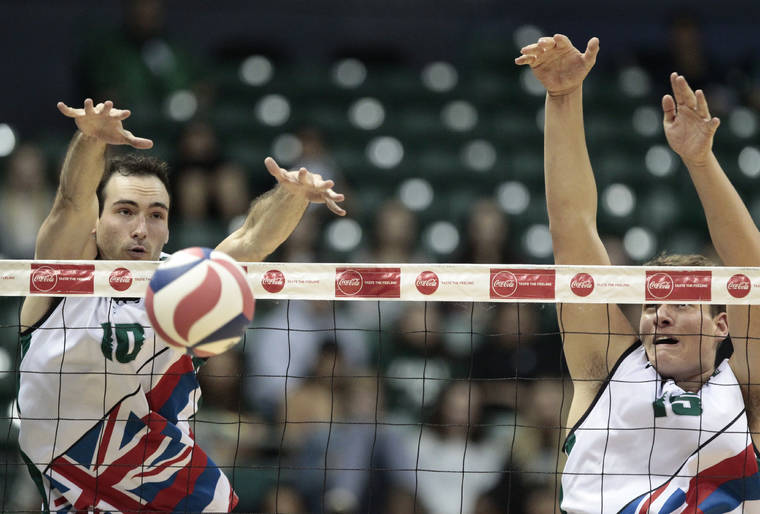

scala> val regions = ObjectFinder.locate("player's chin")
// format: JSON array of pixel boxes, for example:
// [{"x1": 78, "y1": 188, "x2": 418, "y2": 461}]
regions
[{"x1": 650, "y1": 348, "x2": 682, "y2": 369}]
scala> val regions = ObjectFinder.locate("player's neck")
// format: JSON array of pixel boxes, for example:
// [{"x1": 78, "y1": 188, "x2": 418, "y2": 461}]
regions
[{"x1": 672, "y1": 366, "x2": 715, "y2": 392}]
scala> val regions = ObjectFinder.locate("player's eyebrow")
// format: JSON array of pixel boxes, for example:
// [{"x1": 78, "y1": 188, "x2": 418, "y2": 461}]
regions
[{"x1": 112, "y1": 199, "x2": 169, "y2": 211}]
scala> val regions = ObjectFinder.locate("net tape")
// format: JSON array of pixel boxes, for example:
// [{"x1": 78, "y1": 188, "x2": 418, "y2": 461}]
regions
[{"x1": 0, "y1": 260, "x2": 756, "y2": 304}]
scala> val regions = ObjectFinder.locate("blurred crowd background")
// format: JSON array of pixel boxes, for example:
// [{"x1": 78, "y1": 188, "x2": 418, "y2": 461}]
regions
[{"x1": 1, "y1": 0, "x2": 759, "y2": 511}]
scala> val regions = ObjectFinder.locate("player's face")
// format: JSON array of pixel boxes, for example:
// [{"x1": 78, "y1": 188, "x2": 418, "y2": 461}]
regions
[
  {"x1": 639, "y1": 303, "x2": 728, "y2": 384},
  {"x1": 95, "y1": 174, "x2": 170, "y2": 261}
]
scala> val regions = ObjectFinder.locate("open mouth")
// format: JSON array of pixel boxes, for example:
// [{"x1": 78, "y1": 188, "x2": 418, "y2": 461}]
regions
[
  {"x1": 127, "y1": 247, "x2": 147, "y2": 258},
  {"x1": 654, "y1": 337, "x2": 679, "y2": 345}
]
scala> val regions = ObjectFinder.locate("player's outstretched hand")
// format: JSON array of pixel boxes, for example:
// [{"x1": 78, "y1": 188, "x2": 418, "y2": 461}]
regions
[
  {"x1": 515, "y1": 34, "x2": 599, "y2": 96},
  {"x1": 662, "y1": 73, "x2": 721, "y2": 166},
  {"x1": 57, "y1": 99, "x2": 153, "y2": 149},
  {"x1": 265, "y1": 157, "x2": 346, "y2": 216}
]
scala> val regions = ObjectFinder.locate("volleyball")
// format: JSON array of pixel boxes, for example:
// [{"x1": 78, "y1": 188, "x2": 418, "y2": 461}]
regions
[{"x1": 146, "y1": 247, "x2": 255, "y2": 358}]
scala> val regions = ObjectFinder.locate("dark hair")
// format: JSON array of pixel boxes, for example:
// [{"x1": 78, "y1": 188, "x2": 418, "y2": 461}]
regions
[
  {"x1": 644, "y1": 253, "x2": 725, "y2": 316},
  {"x1": 96, "y1": 154, "x2": 171, "y2": 215}
]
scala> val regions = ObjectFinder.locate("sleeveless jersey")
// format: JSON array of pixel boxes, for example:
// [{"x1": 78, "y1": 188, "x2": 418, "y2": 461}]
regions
[
  {"x1": 17, "y1": 296, "x2": 239, "y2": 513},
  {"x1": 560, "y1": 343, "x2": 760, "y2": 513}
]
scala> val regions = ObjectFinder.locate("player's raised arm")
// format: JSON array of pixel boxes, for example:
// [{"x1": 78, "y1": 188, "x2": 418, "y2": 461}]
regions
[
  {"x1": 664, "y1": 73, "x2": 760, "y2": 264},
  {"x1": 215, "y1": 156, "x2": 345, "y2": 262},
  {"x1": 664, "y1": 73, "x2": 760, "y2": 439},
  {"x1": 35, "y1": 99, "x2": 153, "y2": 260},
  {"x1": 516, "y1": 34, "x2": 604, "y2": 264},
  {"x1": 517, "y1": 35, "x2": 636, "y2": 392}
]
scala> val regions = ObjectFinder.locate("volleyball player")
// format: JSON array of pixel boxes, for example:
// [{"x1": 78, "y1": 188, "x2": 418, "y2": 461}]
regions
[
  {"x1": 16, "y1": 99, "x2": 345, "y2": 512},
  {"x1": 517, "y1": 35, "x2": 760, "y2": 512}
]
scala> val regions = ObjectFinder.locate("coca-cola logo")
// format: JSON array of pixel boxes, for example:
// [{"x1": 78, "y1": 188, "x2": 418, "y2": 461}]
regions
[
  {"x1": 647, "y1": 272, "x2": 674, "y2": 299},
  {"x1": 491, "y1": 271, "x2": 518, "y2": 298},
  {"x1": 727, "y1": 273, "x2": 751, "y2": 299},
  {"x1": 261, "y1": 269, "x2": 285, "y2": 293},
  {"x1": 109, "y1": 267, "x2": 133, "y2": 292},
  {"x1": 31, "y1": 266, "x2": 57, "y2": 292},
  {"x1": 415, "y1": 271, "x2": 439, "y2": 295},
  {"x1": 336, "y1": 269, "x2": 363, "y2": 296},
  {"x1": 570, "y1": 273, "x2": 594, "y2": 297},
  {"x1": 29, "y1": 263, "x2": 95, "y2": 294}
]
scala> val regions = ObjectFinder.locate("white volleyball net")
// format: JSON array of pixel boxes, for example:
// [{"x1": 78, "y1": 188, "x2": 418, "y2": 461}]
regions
[{"x1": 1, "y1": 260, "x2": 759, "y2": 512}]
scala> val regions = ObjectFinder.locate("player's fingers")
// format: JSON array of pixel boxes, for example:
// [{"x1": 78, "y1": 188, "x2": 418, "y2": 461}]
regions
[
  {"x1": 57, "y1": 102, "x2": 78, "y2": 117},
  {"x1": 662, "y1": 95, "x2": 676, "y2": 123},
  {"x1": 537, "y1": 36, "x2": 556, "y2": 49},
  {"x1": 325, "y1": 198, "x2": 347, "y2": 216},
  {"x1": 676, "y1": 75, "x2": 697, "y2": 108},
  {"x1": 553, "y1": 34, "x2": 573, "y2": 49},
  {"x1": 264, "y1": 157, "x2": 284, "y2": 178},
  {"x1": 83, "y1": 98, "x2": 95, "y2": 115},
  {"x1": 669, "y1": 72, "x2": 682, "y2": 106},
  {"x1": 114, "y1": 109, "x2": 132, "y2": 121},
  {"x1": 123, "y1": 130, "x2": 154, "y2": 149},
  {"x1": 584, "y1": 37, "x2": 600, "y2": 65},
  {"x1": 297, "y1": 168, "x2": 310, "y2": 184},
  {"x1": 696, "y1": 90, "x2": 711, "y2": 119},
  {"x1": 709, "y1": 117, "x2": 721, "y2": 132},
  {"x1": 515, "y1": 54, "x2": 536, "y2": 65},
  {"x1": 102, "y1": 100, "x2": 113, "y2": 116},
  {"x1": 131, "y1": 137, "x2": 154, "y2": 149},
  {"x1": 326, "y1": 189, "x2": 345, "y2": 202},
  {"x1": 519, "y1": 43, "x2": 543, "y2": 57},
  {"x1": 678, "y1": 75, "x2": 697, "y2": 102},
  {"x1": 317, "y1": 179, "x2": 335, "y2": 191}
]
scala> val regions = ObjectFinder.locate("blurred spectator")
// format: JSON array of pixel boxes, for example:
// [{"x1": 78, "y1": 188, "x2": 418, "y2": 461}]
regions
[
  {"x1": 396, "y1": 381, "x2": 515, "y2": 514},
  {"x1": 353, "y1": 199, "x2": 426, "y2": 263},
  {"x1": 294, "y1": 127, "x2": 360, "y2": 220},
  {"x1": 457, "y1": 198, "x2": 521, "y2": 264},
  {"x1": 173, "y1": 120, "x2": 249, "y2": 224},
  {"x1": 277, "y1": 340, "x2": 346, "y2": 452},
  {"x1": 380, "y1": 302, "x2": 461, "y2": 418},
  {"x1": 170, "y1": 120, "x2": 251, "y2": 248},
  {"x1": 383, "y1": 488, "x2": 429, "y2": 514},
  {"x1": 512, "y1": 378, "x2": 569, "y2": 489},
  {"x1": 0, "y1": 143, "x2": 54, "y2": 258},
  {"x1": 522, "y1": 486, "x2": 560, "y2": 514},
  {"x1": 244, "y1": 301, "x2": 369, "y2": 419},
  {"x1": 472, "y1": 303, "x2": 552, "y2": 412},
  {"x1": 256, "y1": 483, "x2": 309, "y2": 514},
  {"x1": 472, "y1": 469, "x2": 527, "y2": 514},
  {"x1": 739, "y1": 55, "x2": 760, "y2": 112},
  {"x1": 637, "y1": 11, "x2": 734, "y2": 115},
  {"x1": 348, "y1": 202, "x2": 429, "y2": 335},
  {"x1": 77, "y1": 0, "x2": 202, "y2": 110},
  {"x1": 293, "y1": 371, "x2": 412, "y2": 513},
  {"x1": 296, "y1": 128, "x2": 342, "y2": 187}
]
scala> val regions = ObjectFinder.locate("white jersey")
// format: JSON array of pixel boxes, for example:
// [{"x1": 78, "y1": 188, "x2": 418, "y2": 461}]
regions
[
  {"x1": 17, "y1": 296, "x2": 237, "y2": 512},
  {"x1": 561, "y1": 343, "x2": 760, "y2": 514}
]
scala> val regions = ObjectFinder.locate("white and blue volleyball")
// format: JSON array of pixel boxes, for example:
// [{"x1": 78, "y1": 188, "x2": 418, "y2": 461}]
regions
[{"x1": 146, "y1": 247, "x2": 255, "y2": 358}]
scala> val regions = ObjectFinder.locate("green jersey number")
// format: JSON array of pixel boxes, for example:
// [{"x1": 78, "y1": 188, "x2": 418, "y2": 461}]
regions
[
  {"x1": 101, "y1": 323, "x2": 145, "y2": 363},
  {"x1": 652, "y1": 392, "x2": 702, "y2": 418}
]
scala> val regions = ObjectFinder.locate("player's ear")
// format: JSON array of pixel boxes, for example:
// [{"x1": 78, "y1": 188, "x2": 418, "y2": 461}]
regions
[{"x1": 714, "y1": 311, "x2": 729, "y2": 337}]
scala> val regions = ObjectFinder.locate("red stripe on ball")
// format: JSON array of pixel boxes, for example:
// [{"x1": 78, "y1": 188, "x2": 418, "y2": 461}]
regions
[
  {"x1": 213, "y1": 258, "x2": 255, "y2": 320},
  {"x1": 146, "y1": 288, "x2": 187, "y2": 348},
  {"x1": 173, "y1": 265, "x2": 222, "y2": 341}
]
